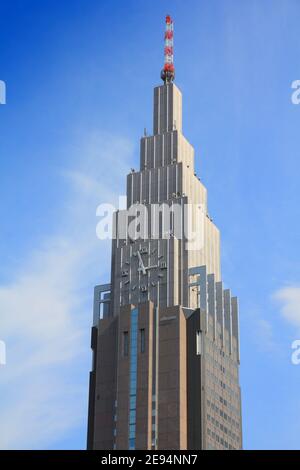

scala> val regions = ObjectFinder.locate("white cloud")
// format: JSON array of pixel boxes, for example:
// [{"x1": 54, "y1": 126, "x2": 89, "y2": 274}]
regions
[
  {"x1": 0, "y1": 132, "x2": 134, "y2": 449},
  {"x1": 273, "y1": 285, "x2": 300, "y2": 329}
]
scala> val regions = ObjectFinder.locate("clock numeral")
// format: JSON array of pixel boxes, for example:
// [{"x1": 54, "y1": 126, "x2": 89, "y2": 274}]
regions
[
  {"x1": 158, "y1": 273, "x2": 164, "y2": 278},
  {"x1": 132, "y1": 285, "x2": 136, "y2": 291},
  {"x1": 151, "y1": 281, "x2": 157, "y2": 287},
  {"x1": 122, "y1": 270, "x2": 129, "y2": 277},
  {"x1": 158, "y1": 254, "x2": 164, "y2": 259},
  {"x1": 160, "y1": 261, "x2": 167, "y2": 269},
  {"x1": 140, "y1": 247, "x2": 148, "y2": 254},
  {"x1": 124, "y1": 280, "x2": 130, "y2": 285},
  {"x1": 140, "y1": 285, "x2": 147, "y2": 292}
]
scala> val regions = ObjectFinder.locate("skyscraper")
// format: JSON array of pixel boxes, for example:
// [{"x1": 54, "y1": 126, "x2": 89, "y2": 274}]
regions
[{"x1": 87, "y1": 16, "x2": 242, "y2": 451}]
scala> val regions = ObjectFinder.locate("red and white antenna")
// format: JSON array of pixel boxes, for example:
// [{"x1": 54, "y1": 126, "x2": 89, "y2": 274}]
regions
[{"x1": 161, "y1": 15, "x2": 175, "y2": 83}]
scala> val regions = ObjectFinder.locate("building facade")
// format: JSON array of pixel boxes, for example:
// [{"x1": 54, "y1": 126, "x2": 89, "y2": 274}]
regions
[{"x1": 87, "y1": 22, "x2": 242, "y2": 450}]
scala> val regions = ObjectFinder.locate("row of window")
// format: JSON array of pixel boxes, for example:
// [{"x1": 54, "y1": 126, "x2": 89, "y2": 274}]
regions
[
  {"x1": 207, "y1": 399, "x2": 240, "y2": 430},
  {"x1": 123, "y1": 328, "x2": 145, "y2": 356},
  {"x1": 205, "y1": 337, "x2": 238, "y2": 377},
  {"x1": 207, "y1": 413, "x2": 239, "y2": 443},
  {"x1": 206, "y1": 368, "x2": 240, "y2": 402},
  {"x1": 205, "y1": 354, "x2": 237, "y2": 384},
  {"x1": 205, "y1": 356, "x2": 239, "y2": 395},
  {"x1": 128, "y1": 308, "x2": 139, "y2": 450},
  {"x1": 152, "y1": 395, "x2": 157, "y2": 449},
  {"x1": 207, "y1": 429, "x2": 237, "y2": 450},
  {"x1": 206, "y1": 383, "x2": 240, "y2": 417}
]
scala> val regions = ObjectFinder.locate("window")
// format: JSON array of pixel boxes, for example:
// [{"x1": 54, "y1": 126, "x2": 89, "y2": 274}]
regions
[
  {"x1": 129, "y1": 396, "x2": 136, "y2": 409},
  {"x1": 130, "y1": 377, "x2": 137, "y2": 389},
  {"x1": 129, "y1": 424, "x2": 136, "y2": 438},
  {"x1": 129, "y1": 410, "x2": 136, "y2": 424},
  {"x1": 196, "y1": 330, "x2": 202, "y2": 355},
  {"x1": 129, "y1": 438, "x2": 135, "y2": 450},
  {"x1": 140, "y1": 328, "x2": 145, "y2": 353},
  {"x1": 128, "y1": 307, "x2": 138, "y2": 450},
  {"x1": 123, "y1": 331, "x2": 129, "y2": 356}
]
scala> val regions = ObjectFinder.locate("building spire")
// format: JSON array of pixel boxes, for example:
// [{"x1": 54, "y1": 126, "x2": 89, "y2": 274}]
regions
[{"x1": 161, "y1": 15, "x2": 175, "y2": 84}]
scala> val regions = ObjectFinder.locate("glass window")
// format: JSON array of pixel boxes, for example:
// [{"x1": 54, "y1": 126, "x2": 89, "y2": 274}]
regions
[
  {"x1": 129, "y1": 438, "x2": 135, "y2": 450},
  {"x1": 129, "y1": 410, "x2": 136, "y2": 424},
  {"x1": 130, "y1": 377, "x2": 137, "y2": 389},
  {"x1": 196, "y1": 330, "x2": 202, "y2": 355},
  {"x1": 128, "y1": 307, "x2": 138, "y2": 448},
  {"x1": 129, "y1": 425, "x2": 136, "y2": 439},
  {"x1": 129, "y1": 396, "x2": 136, "y2": 409}
]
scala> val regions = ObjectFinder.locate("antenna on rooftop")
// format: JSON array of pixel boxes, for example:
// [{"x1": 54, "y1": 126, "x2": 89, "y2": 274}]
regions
[{"x1": 161, "y1": 15, "x2": 175, "y2": 84}]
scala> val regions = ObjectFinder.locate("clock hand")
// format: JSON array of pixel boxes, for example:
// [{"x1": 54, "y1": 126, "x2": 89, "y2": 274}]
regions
[{"x1": 137, "y1": 250, "x2": 146, "y2": 275}]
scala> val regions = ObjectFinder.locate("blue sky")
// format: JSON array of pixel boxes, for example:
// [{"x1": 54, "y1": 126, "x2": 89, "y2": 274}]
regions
[{"x1": 0, "y1": 0, "x2": 300, "y2": 449}]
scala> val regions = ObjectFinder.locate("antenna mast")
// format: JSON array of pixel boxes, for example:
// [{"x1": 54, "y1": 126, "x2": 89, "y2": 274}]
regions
[{"x1": 161, "y1": 15, "x2": 175, "y2": 84}]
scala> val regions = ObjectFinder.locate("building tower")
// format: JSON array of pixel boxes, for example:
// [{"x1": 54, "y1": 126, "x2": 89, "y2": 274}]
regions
[{"x1": 87, "y1": 16, "x2": 242, "y2": 450}]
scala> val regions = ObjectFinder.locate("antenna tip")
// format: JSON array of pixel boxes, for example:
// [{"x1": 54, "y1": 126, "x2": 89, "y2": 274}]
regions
[{"x1": 161, "y1": 15, "x2": 175, "y2": 83}]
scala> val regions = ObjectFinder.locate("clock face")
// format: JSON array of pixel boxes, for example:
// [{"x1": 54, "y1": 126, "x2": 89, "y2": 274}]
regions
[{"x1": 120, "y1": 243, "x2": 167, "y2": 295}]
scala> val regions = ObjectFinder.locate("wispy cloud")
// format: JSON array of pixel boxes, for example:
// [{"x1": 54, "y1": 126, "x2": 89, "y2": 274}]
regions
[
  {"x1": 0, "y1": 131, "x2": 133, "y2": 449},
  {"x1": 273, "y1": 285, "x2": 300, "y2": 329}
]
